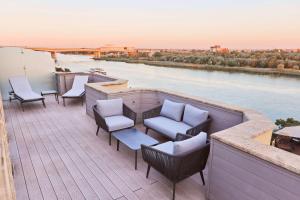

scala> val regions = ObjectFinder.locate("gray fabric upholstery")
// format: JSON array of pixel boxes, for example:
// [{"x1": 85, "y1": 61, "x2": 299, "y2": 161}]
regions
[
  {"x1": 174, "y1": 132, "x2": 207, "y2": 154},
  {"x1": 183, "y1": 104, "x2": 209, "y2": 127},
  {"x1": 144, "y1": 116, "x2": 192, "y2": 139},
  {"x1": 153, "y1": 141, "x2": 174, "y2": 154},
  {"x1": 160, "y1": 99, "x2": 185, "y2": 121},
  {"x1": 104, "y1": 115, "x2": 134, "y2": 132},
  {"x1": 97, "y1": 98, "x2": 123, "y2": 118}
]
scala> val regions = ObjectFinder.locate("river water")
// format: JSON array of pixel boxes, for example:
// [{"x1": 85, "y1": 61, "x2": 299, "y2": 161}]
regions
[
  {"x1": 0, "y1": 47, "x2": 299, "y2": 121},
  {"x1": 56, "y1": 54, "x2": 300, "y2": 121}
]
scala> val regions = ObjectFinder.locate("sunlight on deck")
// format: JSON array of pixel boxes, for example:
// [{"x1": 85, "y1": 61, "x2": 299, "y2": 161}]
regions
[{"x1": 4, "y1": 97, "x2": 206, "y2": 200}]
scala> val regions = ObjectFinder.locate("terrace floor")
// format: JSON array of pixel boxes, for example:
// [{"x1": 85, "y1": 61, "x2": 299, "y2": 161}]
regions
[{"x1": 3, "y1": 97, "x2": 207, "y2": 200}]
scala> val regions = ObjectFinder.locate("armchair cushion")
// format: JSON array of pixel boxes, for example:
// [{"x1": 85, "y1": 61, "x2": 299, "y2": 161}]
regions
[
  {"x1": 160, "y1": 99, "x2": 185, "y2": 121},
  {"x1": 174, "y1": 132, "x2": 207, "y2": 154},
  {"x1": 144, "y1": 116, "x2": 191, "y2": 139},
  {"x1": 97, "y1": 98, "x2": 123, "y2": 117},
  {"x1": 153, "y1": 141, "x2": 174, "y2": 154},
  {"x1": 105, "y1": 115, "x2": 134, "y2": 132},
  {"x1": 183, "y1": 104, "x2": 209, "y2": 127}
]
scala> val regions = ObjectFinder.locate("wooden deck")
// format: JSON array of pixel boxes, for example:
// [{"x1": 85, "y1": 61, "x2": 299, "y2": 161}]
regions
[{"x1": 3, "y1": 97, "x2": 207, "y2": 200}]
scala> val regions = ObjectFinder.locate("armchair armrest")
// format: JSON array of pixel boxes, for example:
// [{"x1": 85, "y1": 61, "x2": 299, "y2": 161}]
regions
[
  {"x1": 123, "y1": 104, "x2": 137, "y2": 124},
  {"x1": 142, "y1": 105, "x2": 162, "y2": 120},
  {"x1": 93, "y1": 105, "x2": 109, "y2": 132},
  {"x1": 141, "y1": 144, "x2": 180, "y2": 181},
  {"x1": 186, "y1": 116, "x2": 212, "y2": 136},
  {"x1": 175, "y1": 133, "x2": 193, "y2": 141}
]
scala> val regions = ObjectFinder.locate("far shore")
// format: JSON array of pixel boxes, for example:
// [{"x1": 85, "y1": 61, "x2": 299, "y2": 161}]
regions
[{"x1": 94, "y1": 57, "x2": 300, "y2": 78}]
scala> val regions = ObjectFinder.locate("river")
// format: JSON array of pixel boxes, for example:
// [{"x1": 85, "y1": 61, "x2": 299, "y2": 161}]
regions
[{"x1": 56, "y1": 53, "x2": 300, "y2": 121}]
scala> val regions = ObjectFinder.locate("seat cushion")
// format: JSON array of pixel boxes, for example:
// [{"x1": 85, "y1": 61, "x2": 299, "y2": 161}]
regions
[
  {"x1": 97, "y1": 98, "x2": 123, "y2": 118},
  {"x1": 160, "y1": 99, "x2": 185, "y2": 121},
  {"x1": 153, "y1": 141, "x2": 174, "y2": 154},
  {"x1": 144, "y1": 116, "x2": 192, "y2": 139},
  {"x1": 183, "y1": 104, "x2": 209, "y2": 127},
  {"x1": 174, "y1": 132, "x2": 207, "y2": 154},
  {"x1": 105, "y1": 115, "x2": 134, "y2": 132}
]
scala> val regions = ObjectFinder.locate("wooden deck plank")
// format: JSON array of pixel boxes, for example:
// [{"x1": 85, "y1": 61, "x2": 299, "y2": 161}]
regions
[{"x1": 4, "y1": 97, "x2": 207, "y2": 200}]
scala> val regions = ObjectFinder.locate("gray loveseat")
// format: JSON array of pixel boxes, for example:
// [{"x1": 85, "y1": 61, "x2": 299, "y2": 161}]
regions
[{"x1": 143, "y1": 99, "x2": 212, "y2": 139}]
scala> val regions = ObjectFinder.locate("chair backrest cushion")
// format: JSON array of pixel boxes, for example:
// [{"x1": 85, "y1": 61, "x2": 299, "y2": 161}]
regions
[
  {"x1": 173, "y1": 132, "x2": 207, "y2": 154},
  {"x1": 9, "y1": 76, "x2": 33, "y2": 94},
  {"x1": 183, "y1": 104, "x2": 209, "y2": 127},
  {"x1": 96, "y1": 98, "x2": 123, "y2": 117},
  {"x1": 160, "y1": 99, "x2": 185, "y2": 121}
]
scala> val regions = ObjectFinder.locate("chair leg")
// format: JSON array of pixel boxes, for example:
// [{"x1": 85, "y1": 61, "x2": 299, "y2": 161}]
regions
[
  {"x1": 172, "y1": 182, "x2": 176, "y2": 200},
  {"x1": 63, "y1": 98, "x2": 66, "y2": 106},
  {"x1": 200, "y1": 171, "x2": 205, "y2": 185},
  {"x1": 42, "y1": 99, "x2": 46, "y2": 108},
  {"x1": 145, "y1": 127, "x2": 149, "y2": 134},
  {"x1": 146, "y1": 165, "x2": 151, "y2": 178},
  {"x1": 21, "y1": 102, "x2": 24, "y2": 112},
  {"x1": 109, "y1": 132, "x2": 112, "y2": 145},
  {"x1": 96, "y1": 126, "x2": 100, "y2": 136}
]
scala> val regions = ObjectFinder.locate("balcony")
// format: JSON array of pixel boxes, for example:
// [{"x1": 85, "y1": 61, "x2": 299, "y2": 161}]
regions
[{"x1": 0, "y1": 72, "x2": 299, "y2": 200}]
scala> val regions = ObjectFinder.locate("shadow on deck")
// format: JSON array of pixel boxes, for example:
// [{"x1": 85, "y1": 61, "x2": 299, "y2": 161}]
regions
[{"x1": 4, "y1": 97, "x2": 206, "y2": 200}]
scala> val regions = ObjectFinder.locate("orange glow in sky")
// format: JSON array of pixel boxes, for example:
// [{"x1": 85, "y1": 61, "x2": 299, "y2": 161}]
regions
[{"x1": 1, "y1": 0, "x2": 300, "y2": 49}]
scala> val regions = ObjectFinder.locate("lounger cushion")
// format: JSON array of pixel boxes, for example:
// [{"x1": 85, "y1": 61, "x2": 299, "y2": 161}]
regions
[
  {"x1": 144, "y1": 116, "x2": 192, "y2": 139},
  {"x1": 183, "y1": 104, "x2": 209, "y2": 127},
  {"x1": 9, "y1": 76, "x2": 43, "y2": 101},
  {"x1": 105, "y1": 115, "x2": 134, "y2": 132},
  {"x1": 153, "y1": 141, "x2": 174, "y2": 154},
  {"x1": 160, "y1": 99, "x2": 185, "y2": 121},
  {"x1": 62, "y1": 76, "x2": 88, "y2": 97},
  {"x1": 173, "y1": 132, "x2": 207, "y2": 154},
  {"x1": 97, "y1": 98, "x2": 123, "y2": 118}
]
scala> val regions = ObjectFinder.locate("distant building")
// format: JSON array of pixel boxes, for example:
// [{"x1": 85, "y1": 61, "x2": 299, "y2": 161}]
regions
[
  {"x1": 94, "y1": 45, "x2": 138, "y2": 58},
  {"x1": 210, "y1": 45, "x2": 229, "y2": 53}
]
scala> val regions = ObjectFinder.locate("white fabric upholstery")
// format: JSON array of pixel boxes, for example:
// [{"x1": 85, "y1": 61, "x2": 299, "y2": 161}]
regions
[
  {"x1": 63, "y1": 75, "x2": 88, "y2": 97},
  {"x1": 153, "y1": 141, "x2": 174, "y2": 154},
  {"x1": 97, "y1": 98, "x2": 123, "y2": 118},
  {"x1": 183, "y1": 104, "x2": 209, "y2": 127},
  {"x1": 144, "y1": 116, "x2": 192, "y2": 139},
  {"x1": 9, "y1": 76, "x2": 43, "y2": 100},
  {"x1": 105, "y1": 115, "x2": 134, "y2": 132},
  {"x1": 174, "y1": 132, "x2": 207, "y2": 154},
  {"x1": 160, "y1": 99, "x2": 185, "y2": 121}
]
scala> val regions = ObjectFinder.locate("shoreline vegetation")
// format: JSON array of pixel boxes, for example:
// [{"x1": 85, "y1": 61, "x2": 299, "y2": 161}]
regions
[{"x1": 94, "y1": 57, "x2": 300, "y2": 78}]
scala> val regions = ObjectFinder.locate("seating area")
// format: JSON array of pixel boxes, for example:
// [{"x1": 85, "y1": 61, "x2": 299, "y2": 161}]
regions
[
  {"x1": 4, "y1": 96, "x2": 208, "y2": 200},
  {"x1": 93, "y1": 98, "x2": 211, "y2": 199}
]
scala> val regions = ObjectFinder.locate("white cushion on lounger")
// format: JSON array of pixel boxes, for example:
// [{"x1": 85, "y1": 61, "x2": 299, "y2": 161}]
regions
[
  {"x1": 9, "y1": 76, "x2": 43, "y2": 100},
  {"x1": 153, "y1": 141, "x2": 174, "y2": 154},
  {"x1": 97, "y1": 98, "x2": 123, "y2": 118},
  {"x1": 144, "y1": 116, "x2": 192, "y2": 139},
  {"x1": 173, "y1": 132, "x2": 207, "y2": 154},
  {"x1": 105, "y1": 115, "x2": 134, "y2": 132},
  {"x1": 62, "y1": 75, "x2": 88, "y2": 97},
  {"x1": 160, "y1": 99, "x2": 185, "y2": 121},
  {"x1": 183, "y1": 104, "x2": 209, "y2": 127}
]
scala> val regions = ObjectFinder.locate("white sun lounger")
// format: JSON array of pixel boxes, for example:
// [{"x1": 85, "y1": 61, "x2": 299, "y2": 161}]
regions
[
  {"x1": 9, "y1": 76, "x2": 45, "y2": 111},
  {"x1": 62, "y1": 75, "x2": 89, "y2": 106}
]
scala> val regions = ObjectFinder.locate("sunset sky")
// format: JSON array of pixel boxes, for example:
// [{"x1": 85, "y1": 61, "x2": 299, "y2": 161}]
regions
[{"x1": 1, "y1": 0, "x2": 300, "y2": 49}]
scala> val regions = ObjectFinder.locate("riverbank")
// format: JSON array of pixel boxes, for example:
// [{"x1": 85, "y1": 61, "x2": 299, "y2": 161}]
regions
[{"x1": 95, "y1": 57, "x2": 300, "y2": 78}]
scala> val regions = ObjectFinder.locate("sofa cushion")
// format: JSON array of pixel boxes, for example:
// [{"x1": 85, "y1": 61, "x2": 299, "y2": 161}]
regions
[
  {"x1": 153, "y1": 141, "x2": 174, "y2": 154},
  {"x1": 174, "y1": 132, "x2": 207, "y2": 154},
  {"x1": 183, "y1": 104, "x2": 209, "y2": 127},
  {"x1": 105, "y1": 115, "x2": 134, "y2": 132},
  {"x1": 160, "y1": 99, "x2": 185, "y2": 121},
  {"x1": 97, "y1": 98, "x2": 123, "y2": 117},
  {"x1": 144, "y1": 116, "x2": 192, "y2": 139}
]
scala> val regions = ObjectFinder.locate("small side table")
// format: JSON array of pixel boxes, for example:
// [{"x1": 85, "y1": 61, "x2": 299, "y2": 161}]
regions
[{"x1": 41, "y1": 90, "x2": 59, "y2": 104}]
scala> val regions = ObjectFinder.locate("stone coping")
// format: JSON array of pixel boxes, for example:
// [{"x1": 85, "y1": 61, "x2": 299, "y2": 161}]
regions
[{"x1": 86, "y1": 78, "x2": 300, "y2": 175}]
